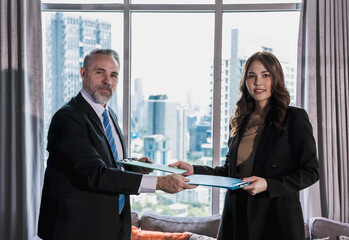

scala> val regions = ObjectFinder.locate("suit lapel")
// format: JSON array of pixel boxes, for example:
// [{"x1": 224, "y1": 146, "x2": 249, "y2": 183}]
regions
[
  {"x1": 251, "y1": 122, "x2": 277, "y2": 176},
  {"x1": 76, "y1": 93, "x2": 107, "y2": 138},
  {"x1": 108, "y1": 108, "x2": 127, "y2": 158},
  {"x1": 228, "y1": 114, "x2": 277, "y2": 177},
  {"x1": 75, "y1": 93, "x2": 123, "y2": 164}
]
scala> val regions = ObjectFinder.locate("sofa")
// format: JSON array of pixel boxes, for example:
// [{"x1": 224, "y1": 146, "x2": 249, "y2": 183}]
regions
[
  {"x1": 308, "y1": 217, "x2": 349, "y2": 240},
  {"x1": 132, "y1": 212, "x2": 349, "y2": 240},
  {"x1": 131, "y1": 212, "x2": 220, "y2": 239}
]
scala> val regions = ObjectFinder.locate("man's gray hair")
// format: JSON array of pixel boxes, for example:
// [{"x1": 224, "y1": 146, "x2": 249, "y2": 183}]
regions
[{"x1": 83, "y1": 49, "x2": 120, "y2": 70}]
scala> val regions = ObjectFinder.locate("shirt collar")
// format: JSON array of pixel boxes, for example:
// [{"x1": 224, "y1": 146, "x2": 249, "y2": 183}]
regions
[{"x1": 80, "y1": 88, "x2": 108, "y2": 118}]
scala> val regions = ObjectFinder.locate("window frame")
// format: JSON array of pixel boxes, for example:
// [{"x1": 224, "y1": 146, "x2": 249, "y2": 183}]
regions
[{"x1": 41, "y1": 0, "x2": 300, "y2": 215}]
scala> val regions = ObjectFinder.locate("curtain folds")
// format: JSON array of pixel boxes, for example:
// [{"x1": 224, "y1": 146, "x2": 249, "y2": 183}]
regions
[
  {"x1": 0, "y1": 0, "x2": 44, "y2": 239},
  {"x1": 297, "y1": 0, "x2": 349, "y2": 223}
]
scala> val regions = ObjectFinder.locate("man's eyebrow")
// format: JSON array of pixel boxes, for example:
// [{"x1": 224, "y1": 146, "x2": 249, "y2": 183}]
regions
[{"x1": 94, "y1": 67, "x2": 106, "y2": 71}]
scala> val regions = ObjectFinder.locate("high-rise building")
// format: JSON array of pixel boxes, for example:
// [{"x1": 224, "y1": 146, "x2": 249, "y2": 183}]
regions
[
  {"x1": 44, "y1": 13, "x2": 113, "y2": 157},
  {"x1": 146, "y1": 94, "x2": 179, "y2": 161},
  {"x1": 143, "y1": 134, "x2": 169, "y2": 174},
  {"x1": 131, "y1": 78, "x2": 146, "y2": 138},
  {"x1": 176, "y1": 104, "x2": 189, "y2": 161}
]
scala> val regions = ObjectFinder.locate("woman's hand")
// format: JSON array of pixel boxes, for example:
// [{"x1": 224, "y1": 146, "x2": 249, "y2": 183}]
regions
[
  {"x1": 169, "y1": 161, "x2": 194, "y2": 176},
  {"x1": 241, "y1": 176, "x2": 267, "y2": 195}
]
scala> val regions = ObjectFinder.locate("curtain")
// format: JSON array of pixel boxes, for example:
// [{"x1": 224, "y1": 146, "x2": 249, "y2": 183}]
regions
[
  {"x1": 297, "y1": 0, "x2": 349, "y2": 223},
  {"x1": 0, "y1": 0, "x2": 44, "y2": 239}
]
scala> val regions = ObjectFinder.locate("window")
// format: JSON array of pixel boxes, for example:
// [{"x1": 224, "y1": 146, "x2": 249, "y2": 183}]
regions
[
  {"x1": 130, "y1": 12, "x2": 214, "y2": 216},
  {"x1": 42, "y1": 1, "x2": 301, "y2": 216},
  {"x1": 42, "y1": 12, "x2": 123, "y2": 159}
]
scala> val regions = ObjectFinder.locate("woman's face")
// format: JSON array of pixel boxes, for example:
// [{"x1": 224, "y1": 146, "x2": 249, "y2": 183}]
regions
[{"x1": 245, "y1": 60, "x2": 272, "y2": 107}]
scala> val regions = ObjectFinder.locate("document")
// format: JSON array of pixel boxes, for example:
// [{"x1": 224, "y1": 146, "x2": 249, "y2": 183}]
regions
[
  {"x1": 186, "y1": 174, "x2": 251, "y2": 190},
  {"x1": 117, "y1": 158, "x2": 188, "y2": 175}
]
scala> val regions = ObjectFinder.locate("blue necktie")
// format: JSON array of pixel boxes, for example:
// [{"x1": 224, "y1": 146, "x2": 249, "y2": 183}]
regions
[{"x1": 102, "y1": 109, "x2": 125, "y2": 214}]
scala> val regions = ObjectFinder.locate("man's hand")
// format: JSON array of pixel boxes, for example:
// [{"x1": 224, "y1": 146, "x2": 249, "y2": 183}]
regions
[
  {"x1": 156, "y1": 174, "x2": 197, "y2": 193},
  {"x1": 132, "y1": 157, "x2": 154, "y2": 174},
  {"x1": 169, "y1": 161, "x2": 194, "y2": 176},
  {"x1": 241, "y1": 176, "x2": 267, "y2": 195}
]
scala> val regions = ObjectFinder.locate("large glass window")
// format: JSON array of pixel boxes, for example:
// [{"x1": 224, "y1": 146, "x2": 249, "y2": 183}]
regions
[
  {"x1": 131, "y1": 0, "x2": 213, "y2": 3},
  {"x1": 42, "y1": 0, "x2": 123, "y2": 3},
  {"x1": 42, "y1": 12, "x2": 123, "y2": 159},
  {"x1": 219, "y1": 11, "x2": 300, "y2": 211},
  {"x1": 42, "y1": 2, "x2": 300, "y2": 216},
  {"x1": 223, "y1": 0, "x2": 300, "y2": 3},
  {"x1": 130, "y1": 13, "x2": 215, "y2": 217}
]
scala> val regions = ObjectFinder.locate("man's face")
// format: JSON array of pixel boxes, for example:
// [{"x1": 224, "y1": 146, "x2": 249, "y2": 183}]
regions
[{"x1": 81, "y1": 54, "x2": 119, "y2": 106}]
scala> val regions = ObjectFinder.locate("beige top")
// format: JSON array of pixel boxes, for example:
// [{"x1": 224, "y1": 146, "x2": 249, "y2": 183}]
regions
[{"x1": 237, "y1": 114, "x2": 265, "y2": 178}]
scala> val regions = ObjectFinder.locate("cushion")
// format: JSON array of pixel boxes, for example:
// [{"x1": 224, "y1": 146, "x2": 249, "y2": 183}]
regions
[
  {"x1": 139, "y1": 213, "x2": 221, "y2": 238},
  {"x1": 131, "y1": 211, "x2": 140, "y2": 228},
  {"x1": 337, "y1": 236, "x2": 349, "y2": 240},
  {"x1": 131, "y1": 226, "x2": 191, "y2": 240},
  {"x1": 187, "y1": 233, "x2": 216, "y2": 240},
  {"x1": 310, "y1": 217, "x2": 349, "y2": 240}
]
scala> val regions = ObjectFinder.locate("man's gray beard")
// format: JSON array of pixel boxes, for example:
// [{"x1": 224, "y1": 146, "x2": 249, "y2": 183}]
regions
[{"x1": 91, "y1": 90, "x2": 112, "y2": 105}]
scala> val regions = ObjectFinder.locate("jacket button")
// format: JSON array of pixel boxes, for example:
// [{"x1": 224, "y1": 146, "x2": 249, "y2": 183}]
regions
[{"x1": 272, "y1": 164, "x2": 277, "y2": 168}]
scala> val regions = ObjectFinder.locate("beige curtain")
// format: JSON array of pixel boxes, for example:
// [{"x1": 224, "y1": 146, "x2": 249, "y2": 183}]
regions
[
  {"x1": 297, "y1": 0, "x2": 349, "y2": 223},
  {"x1": 0, "y1": 0, "x2": 44, "y2": 239}
]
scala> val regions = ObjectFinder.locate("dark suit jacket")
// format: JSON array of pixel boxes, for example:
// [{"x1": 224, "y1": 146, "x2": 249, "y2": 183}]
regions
[
  {"x1": 194, "y1": 106, "x2": 319, "y2": 240},
  {"x1": 38, "y1": 93, "x2": 143, "y2": 240}
]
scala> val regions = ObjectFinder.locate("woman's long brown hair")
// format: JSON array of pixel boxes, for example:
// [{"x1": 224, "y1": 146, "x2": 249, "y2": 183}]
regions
[{"x1": 230, "y1": 51, "x2": 290, "y2": 137}]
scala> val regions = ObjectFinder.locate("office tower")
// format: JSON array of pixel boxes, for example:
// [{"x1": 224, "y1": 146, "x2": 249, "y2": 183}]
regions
[
  {"x1": 176, "y1": 104, "x2": 188, "y2": 161},
  {"x1": 131, "y1": 78, "x2": 146, "y2": 137},
  {"x1": 143, "y1": 134, "x2": 169, "y2": 175},
  {"x1": 281, "y1": 62, "x2": 297, "y2": 106},
  {"x1": 146, "y1": 94, "x2": 178, "y2": 161},
  {"x1": 44, "y1": 13, "x2": 113, "y2": 143}
]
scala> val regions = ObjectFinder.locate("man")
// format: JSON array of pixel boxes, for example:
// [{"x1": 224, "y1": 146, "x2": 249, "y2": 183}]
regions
[{"x1": 38, "y1": 49, "x2": 195, "y2": 240}]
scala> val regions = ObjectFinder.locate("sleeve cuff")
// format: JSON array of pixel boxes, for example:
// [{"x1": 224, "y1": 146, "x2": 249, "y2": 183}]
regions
[{"x1": 138, "y1": 175, "x2": 157, "y2": 193}]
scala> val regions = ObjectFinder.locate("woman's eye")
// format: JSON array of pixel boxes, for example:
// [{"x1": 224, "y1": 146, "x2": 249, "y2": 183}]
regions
[
  {"x1": 263, "y1": 74, "x2": 270, "y2": 78},
  {"x1": 247, "y1": 75, "x2": 255, "y2": 79}
]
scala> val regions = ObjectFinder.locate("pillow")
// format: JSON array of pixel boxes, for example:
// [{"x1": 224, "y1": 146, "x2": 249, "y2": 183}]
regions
[
  {"x1": 131, "y1": 226, "x2": 191, "y2": 240},
  {"x1": 139, "y1": 213, "x2": 221, "y2": 238},
  {"x1": 131, "y1": 211, "x2": 140, "y2": 228},
  {"x1": 338, "y1": 236, "x2": 349, "y2": 240},
  {"x1": 187, "y1": 232, "x2": 216, "y2": 240}
]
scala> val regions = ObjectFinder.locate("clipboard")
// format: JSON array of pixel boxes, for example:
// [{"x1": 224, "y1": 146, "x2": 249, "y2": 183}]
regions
[
  {"x1": 186, "y1": 174, "x2": 251, "y2": 190},
  {"x1": 117, "y1": 158, "x2": 188, "y2": 175}
]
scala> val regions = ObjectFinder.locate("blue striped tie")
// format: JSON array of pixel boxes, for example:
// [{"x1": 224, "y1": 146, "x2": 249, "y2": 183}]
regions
[{"x1": 102, "y1": 109, "x2": 125, "y2": 214}]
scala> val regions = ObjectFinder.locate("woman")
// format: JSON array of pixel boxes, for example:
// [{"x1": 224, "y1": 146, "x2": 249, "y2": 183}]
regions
[{"x1": 172, "y1": 51, "x2": 319, "y2": 240}]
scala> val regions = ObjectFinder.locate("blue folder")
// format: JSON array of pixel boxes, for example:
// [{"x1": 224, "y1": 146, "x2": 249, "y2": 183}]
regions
[{"x1": 186, "y1": 174, "x2": 251, "y2": 190}]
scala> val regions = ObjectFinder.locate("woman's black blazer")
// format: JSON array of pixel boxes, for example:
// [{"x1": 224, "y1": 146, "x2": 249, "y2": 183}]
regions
[{"x1": 194, "y1": 106, "x2": 319, "y2": 240}]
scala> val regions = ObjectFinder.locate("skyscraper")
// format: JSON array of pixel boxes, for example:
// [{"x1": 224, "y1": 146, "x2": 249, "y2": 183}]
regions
[
  {"x1": 44, "y1": 13, "x2": 112, "y2": 157},
  {"x1": 146, "y1": 94, "x2": 178, "y2": 161},
  {"x1": 143, "y1": 134, "x2": 169, "y2": 174}
]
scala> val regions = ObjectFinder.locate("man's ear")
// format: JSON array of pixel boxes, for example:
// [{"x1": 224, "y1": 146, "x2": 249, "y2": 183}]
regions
[{"x1": 80, "y1": 67, "x2": 86, "y2": 80}]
